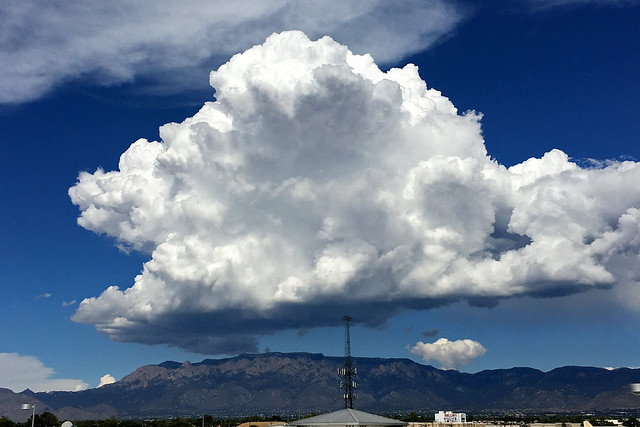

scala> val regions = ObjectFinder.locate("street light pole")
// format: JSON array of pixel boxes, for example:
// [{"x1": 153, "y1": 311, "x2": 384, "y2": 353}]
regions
[{"x1": 21, "y1": 403, "x2": 35, "y2": 427}]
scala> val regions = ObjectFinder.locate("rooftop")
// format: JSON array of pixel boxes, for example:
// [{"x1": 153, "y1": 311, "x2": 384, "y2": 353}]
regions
[{"x1": 289, "y1": 409, "x2": 408, "y2": 427}]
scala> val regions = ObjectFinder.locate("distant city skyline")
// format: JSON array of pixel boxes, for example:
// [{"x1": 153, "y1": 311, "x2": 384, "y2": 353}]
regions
[{"x1": 1, "y1": 0, "x2": 640, "y2": 392}]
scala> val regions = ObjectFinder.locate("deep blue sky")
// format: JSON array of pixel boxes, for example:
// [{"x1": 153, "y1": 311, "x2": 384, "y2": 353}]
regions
[
  {"x1": 414, "y1": 3, "x2": 639, "y2": 166},
  {"x1": 1, "y1": 0, "x2": 640, "y2": 392}
]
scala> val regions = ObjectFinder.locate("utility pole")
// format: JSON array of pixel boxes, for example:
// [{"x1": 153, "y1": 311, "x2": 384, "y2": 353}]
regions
[{"x1": 21, "y1": 403, "x2": 35, "y2": 427}]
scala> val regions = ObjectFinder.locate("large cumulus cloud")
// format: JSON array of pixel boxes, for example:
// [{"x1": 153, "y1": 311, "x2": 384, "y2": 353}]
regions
[{"x1": 69, "y1": 31, "x2": 640, "y2": 354}]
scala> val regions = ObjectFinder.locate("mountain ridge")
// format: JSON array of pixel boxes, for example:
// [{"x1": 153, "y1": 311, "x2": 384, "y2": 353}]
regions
[{"x1": 3, "y1": 352, "x2": 640, "y2": 421}]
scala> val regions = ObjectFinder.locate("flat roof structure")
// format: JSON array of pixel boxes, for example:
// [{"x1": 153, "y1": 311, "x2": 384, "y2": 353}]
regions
[
  {"x1": 237, "y1": 422, "x2": 286, "y2": 427},
  {"x1": 289, "y1": 409, "x2": 408, "y2": 427}
]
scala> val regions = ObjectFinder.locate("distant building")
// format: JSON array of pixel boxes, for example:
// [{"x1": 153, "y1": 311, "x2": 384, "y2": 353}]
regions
[{"x1": 434, "y1": 411, "x2": 466, "y2": 424}]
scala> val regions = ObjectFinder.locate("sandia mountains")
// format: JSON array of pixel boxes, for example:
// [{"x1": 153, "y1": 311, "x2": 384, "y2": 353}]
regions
[{"x1": 4, "y1": 352, "x2": 640, "y2": 420}]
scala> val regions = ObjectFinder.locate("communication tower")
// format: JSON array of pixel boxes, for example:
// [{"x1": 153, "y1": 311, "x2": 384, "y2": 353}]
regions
[{"x1": 338, "y1": 315, "x2": 357, "y2": 408}]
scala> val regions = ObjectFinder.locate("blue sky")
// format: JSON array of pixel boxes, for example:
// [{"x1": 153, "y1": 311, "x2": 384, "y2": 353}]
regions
[{"x1": 1, "y1": 0, "x2": 640, "y2": 392}]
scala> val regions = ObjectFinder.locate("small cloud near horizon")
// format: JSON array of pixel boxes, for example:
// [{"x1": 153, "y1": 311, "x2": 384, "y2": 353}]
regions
[
  {"x1": 408, "y1": 338, "x2": 487, "y2": 370},
  {"x1": 0, "y1": 353, "x2": 88, "y2": 392},
  {"x1": 97, "y1": 374, "x2": 116, "y2": 388}
]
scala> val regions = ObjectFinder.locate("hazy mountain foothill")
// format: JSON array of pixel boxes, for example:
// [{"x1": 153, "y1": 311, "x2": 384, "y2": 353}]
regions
[{"x1": 3, "y1": 353, "x2": 640, "y2": 421}]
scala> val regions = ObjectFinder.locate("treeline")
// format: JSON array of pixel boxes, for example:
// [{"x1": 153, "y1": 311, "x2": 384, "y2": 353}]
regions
[
  {"x1": 386, "y1": 412, "x2": 640, "y2": 426},
  {"x1": 0, "y1": 413, "x2": 293, "y2": 427},
  {"x1": 477, "y1": 415, "x2": 640, "y2": 426},
  {"x1": 3, "y1": 413, "x2": 640, "y2": 427}
]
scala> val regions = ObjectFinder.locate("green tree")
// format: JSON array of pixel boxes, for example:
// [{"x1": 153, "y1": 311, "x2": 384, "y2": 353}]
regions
[
  {"x1": 403, "y1": 412, "x2": 431, "y2": 422},
  {"x1": 25, "y1": 412, "x2": 59, "y2": 427},
  {"x1": 623, "y1": 417, "x2": 640, "y2": 427},
  {"x1": 38, "y1": 412, "x2": 59, "y2": 427},
  {"x1": 590, "y1": 417, "x2": 616, "y2": 426},
  {"x1": 0, "y1": 416, "x2": 16, "y2": 427},
  {"x1": 167, "y1": 418, "x2": 193, "y2": 427}
]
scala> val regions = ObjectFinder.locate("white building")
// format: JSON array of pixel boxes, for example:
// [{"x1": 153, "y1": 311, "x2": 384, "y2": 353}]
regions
[{"x1": 434, "y1": 411, "x2": 466, "y2": 424}]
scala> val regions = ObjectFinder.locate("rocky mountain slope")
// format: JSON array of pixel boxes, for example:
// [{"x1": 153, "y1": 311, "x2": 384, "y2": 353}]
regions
[{"x1": 4, "y1": 352, "x2": 640, "y2": 420}]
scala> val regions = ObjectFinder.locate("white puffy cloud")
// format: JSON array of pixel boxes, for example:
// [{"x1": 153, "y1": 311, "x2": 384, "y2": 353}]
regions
[
  {"x1": 97, "y1": 374, "x2": 116, "y2": 388},
  {"x1": 69, "y1": 31, "x2": 640, "y2": 355},
  {"x1": 409, "y1": 338, "x2": 487, "y2": 370},
  {"x1": 0, "y1": 353, "x2": 88, "y2": 392},
  {"x1": 0, "y1": 0, "x2": 464, "y2": 105}
]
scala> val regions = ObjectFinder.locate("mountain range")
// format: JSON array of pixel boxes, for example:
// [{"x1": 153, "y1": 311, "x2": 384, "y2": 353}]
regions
[{"x1": 4, "y1": 352, "x2": 640, "y2": 421}]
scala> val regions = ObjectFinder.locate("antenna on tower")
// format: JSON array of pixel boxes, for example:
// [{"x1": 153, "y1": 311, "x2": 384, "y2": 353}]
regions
[{"x1": 338, "y1": 315, "x2": 357, "y2": 409}]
